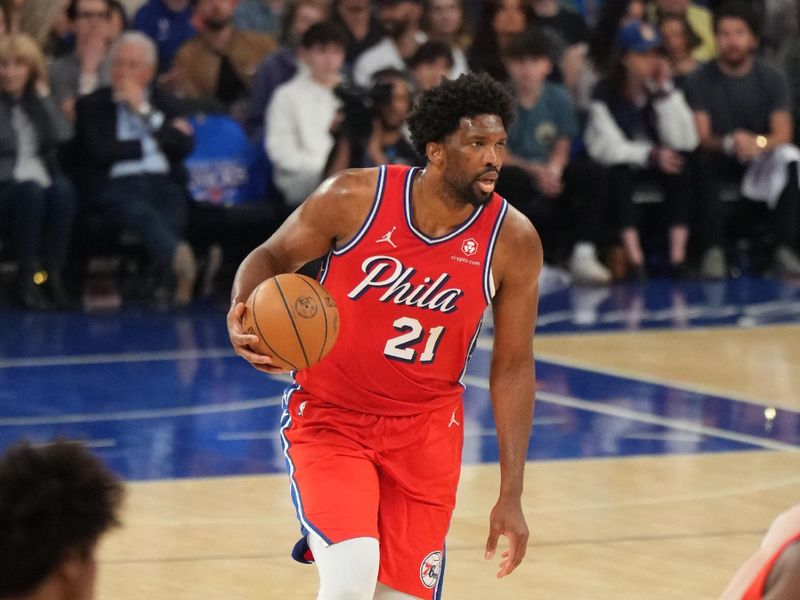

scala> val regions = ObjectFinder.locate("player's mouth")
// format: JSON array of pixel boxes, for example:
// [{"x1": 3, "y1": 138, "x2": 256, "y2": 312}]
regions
[{"x1": 476, "y1": 172, "x2": 498, "y2": 194}]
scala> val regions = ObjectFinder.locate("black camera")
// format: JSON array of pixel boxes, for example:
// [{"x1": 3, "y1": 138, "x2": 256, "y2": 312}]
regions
[{"x1": 334, "y1": 81, "x2": 395, "y2": 140}]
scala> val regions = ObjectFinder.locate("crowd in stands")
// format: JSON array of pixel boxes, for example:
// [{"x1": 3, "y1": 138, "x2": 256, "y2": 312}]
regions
[{"x1": 1, "y1": 0, "x2": 800, "y2": 311}]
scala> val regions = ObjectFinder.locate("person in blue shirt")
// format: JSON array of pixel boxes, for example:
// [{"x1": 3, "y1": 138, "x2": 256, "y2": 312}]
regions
[
  {"x1": 133, "y1": 0, "x2": 195, "y2": 74},
  {"x1": 498, "y1": 30, "x2": 612, "y2": 285}
]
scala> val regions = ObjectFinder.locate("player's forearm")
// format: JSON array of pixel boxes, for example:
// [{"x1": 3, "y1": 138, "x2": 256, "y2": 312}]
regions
[
  {"x1": 490, "y1": 357, "x2": 536, "y2": 498},
  {"x1": 231, "y1": 245, "x2": 286, "y2": 305}
]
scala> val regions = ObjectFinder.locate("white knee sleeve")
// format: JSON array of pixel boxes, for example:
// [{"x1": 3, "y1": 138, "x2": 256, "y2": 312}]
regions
[
  {"x1": 372, "y1": 582, "x2": 424, "y2": 600},
  {"x1": 309, "y1": 532, "x2": 380, "y2": 600}
]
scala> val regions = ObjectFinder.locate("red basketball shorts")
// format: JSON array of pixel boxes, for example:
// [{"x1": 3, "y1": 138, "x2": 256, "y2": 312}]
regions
[{"x1": 280, "y1": 386, "x2": 464, "y2": 599}]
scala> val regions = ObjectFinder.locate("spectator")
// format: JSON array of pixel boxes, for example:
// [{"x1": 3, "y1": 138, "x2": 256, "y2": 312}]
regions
[
  {"x1": 648, "y1": 0, "x2": 716, "y2": 61},
  {"x1": 497, "y1": 31, "x2": 611, "y2": 285},
  {"x1": 685, "y1": 1, "x2": 800, "y2": 278},
  {"x1": 467, "y1": 0, "x2": 534, "y2": 82},
  {"x1": 407, "y1": 39, "x2": 452, "y2": 90},
  {"x1": 352, "y1": 0, "x2": 426, "y2": 88},
  {"x1": 18, "y1": 0, "x2": 71, "y2": 56},
  {"x1": 234, "y1": 0, "x2": 285, "y2": 36},
  {"x1": 244, "y1": 0, "x2": 327, "y2": 140},
  {"x1": 173, "y1": 0, "x2": 277, "y2": 110},
  {"x1": 75, "y1": 32, "x2": 198, "y2": 307},
  {"x1": 48, "y1": 0, "x2": 113, "y2": 122},
  {"x1": 577, "y1": 0, "x2": 645, "y2": 110},
  {"x1": 0, "y1": 0, "x2": 24, "y2": 33},
  {"x1": 326, "y1": 67, "x2": 419, "y2": 174},
  {"x1": 421, "y1": 0, "x2": 469, "y2": 77},
  {"x1": 0, "y1": 4, "x2": 7, "y2": 34},
  {"x1": 331, "y1": 0, "x2": 385, "y2": 70},
  {"x1": 786, "y1": 33, "x2": 800, "y2": 147},
  {"x1": 0, "y1": 440, "x2": 124, "y2": 600},
  {"x1": 658, "y1": 13, "x2": 701, "y2": 87},
  {"x1": 266, "y1": 22, "x2": 346, "y2": 205},
  {"x1": 132, "y1": 0, "x2": 195, "y2": 74},
  {"x1": 531, "y1": 0, "x2": 590, "y2": 99},
  {"x1": 108, "y1": 0, "x2": 127, "y2": 38},
  {"x1": 585, "y1": 21, "x2": 698, "y2": 278},
  {"x1": 0, "y1": 33, "x2": 76, "y2": 310}
]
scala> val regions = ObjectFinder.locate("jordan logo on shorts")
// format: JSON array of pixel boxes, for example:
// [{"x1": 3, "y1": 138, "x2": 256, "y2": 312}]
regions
[
  {"x1": 420, "y1": 551, "x2": 443, "y2": 589},
  {"x1": 376, "y1": 226, "x2": 397, "y2": 248},
  {"x1": 297, "y1": 401, "x2": 307, "y2": 416},
  {"x1": 448, "y1": 409, "x2": 460, "y2": 428}
]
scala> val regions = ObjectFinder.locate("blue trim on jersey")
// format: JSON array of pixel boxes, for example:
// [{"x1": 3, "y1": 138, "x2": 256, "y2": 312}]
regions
[
  {"x1": 403, "y1": 167, "x2": 485, "y2": 245},
  {"x1": 433, "y1": 545, "x2": 446, "y2": 600},
  {"x1": 279, "y1": 384, "x2": 333, "y2": 546},
  {"x1": 483, "y1": 198, "x2": 508, "y2": 305},
  {"x1": 333, "y1": 165, "x2": 387, "y2": 256},
  {"x1": 458, "y1": 318, "x2": 483, "y2": 388}
]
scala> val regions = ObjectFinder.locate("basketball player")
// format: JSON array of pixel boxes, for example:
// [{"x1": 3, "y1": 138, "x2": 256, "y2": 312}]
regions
[
  {"x1": 0, "y1": 440, "x2": 124, "y2": 600},
  {"x1": 719, "y1": 503, "x2": 800, "y2": 599},
  {"x1": 227, "y1": 73, "x2": 542, "y2": 599}
]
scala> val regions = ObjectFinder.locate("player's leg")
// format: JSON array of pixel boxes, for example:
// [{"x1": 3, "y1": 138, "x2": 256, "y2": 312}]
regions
[
  {"x1": 375, "y1": 401, "x2": 464, "y2": 599},
  {"x1": 373, "y1": 582, "x2": 423, "y2": 599},
  {"x1": 281, "y1": 391, "x2": 383, "y2": 597},
  {"x1": 309, "y1": 532, "x2": 380, "y2": 600}
]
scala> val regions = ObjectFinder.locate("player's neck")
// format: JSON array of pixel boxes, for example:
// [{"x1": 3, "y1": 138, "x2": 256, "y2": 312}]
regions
[{"x1": 411, "y1": 168, "x2": 479, "y2": 238}]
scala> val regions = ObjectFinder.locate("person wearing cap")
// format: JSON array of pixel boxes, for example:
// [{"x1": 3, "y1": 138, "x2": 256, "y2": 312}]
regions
[
  {"x1": 684, "y1": 0, "x2": 800, "y2": 279},
  {"x1": 352, "y1": 0, "x2": 427, "y2": 88},
  {"x1": 584, "y1": 19, "x2": 698, "y2": 279}
]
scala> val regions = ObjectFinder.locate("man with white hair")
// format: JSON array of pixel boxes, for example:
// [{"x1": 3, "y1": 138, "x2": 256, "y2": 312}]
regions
[{"x1": 75, "y1": 31, "x2": 198, "y2": 308}]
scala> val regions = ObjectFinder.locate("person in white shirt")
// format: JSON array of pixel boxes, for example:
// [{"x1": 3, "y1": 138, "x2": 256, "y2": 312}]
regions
[
  {"x1": 266, "y1": 22, "x2": 347, "y2": 205},
  {"x1": 352, "y1": 0, "x2": 426, "y2": 88}
]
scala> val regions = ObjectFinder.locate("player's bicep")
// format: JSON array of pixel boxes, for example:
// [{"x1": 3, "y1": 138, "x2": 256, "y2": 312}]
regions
[{"x1": 491, "y1": 215, "x2": 542, "y2": 364}]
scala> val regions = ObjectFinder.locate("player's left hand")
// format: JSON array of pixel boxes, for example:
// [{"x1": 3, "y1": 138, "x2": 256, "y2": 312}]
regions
[{"x1": 484, "y1": 496, "x2": 529, "y2": 578}]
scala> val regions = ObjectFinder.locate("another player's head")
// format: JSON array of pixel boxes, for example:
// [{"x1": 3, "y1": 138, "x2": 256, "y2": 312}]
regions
[
  {"x1": 0, "y1": 440, "x2": 124, "y2": 600},
  {"x1": 407, "y1": 73, "x2": 515, "y2": 207}
]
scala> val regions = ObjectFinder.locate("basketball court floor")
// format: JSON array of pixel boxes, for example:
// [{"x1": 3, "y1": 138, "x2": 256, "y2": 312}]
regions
[{"x1": 1, "y1": 275, "x2": 799, "y2": 599}]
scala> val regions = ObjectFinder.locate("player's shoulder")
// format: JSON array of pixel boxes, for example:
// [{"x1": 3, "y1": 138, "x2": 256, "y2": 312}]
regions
[
  {"x1": 492, "y1": 202, "x2": 542, "y2": 281},
  {"x1": 304, "y1": 168, "x2": 382, "y2": 239},
  {"x1": 314, "y1": 167, "x2": 382, "y2": 205}
]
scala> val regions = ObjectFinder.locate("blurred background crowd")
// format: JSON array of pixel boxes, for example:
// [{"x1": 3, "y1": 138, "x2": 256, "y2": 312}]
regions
[{"x1": 1, "y1": 0, "x2": 800, "y2": 311}]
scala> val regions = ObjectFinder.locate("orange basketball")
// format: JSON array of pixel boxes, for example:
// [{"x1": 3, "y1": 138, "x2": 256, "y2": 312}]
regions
[{"x1": 241, "y1": 273, "x2": 340, "y2": 371}]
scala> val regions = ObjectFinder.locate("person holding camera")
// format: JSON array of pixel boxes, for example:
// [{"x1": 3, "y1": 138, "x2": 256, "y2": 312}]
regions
[
  {"x1": 266, "y1": 22, "x2": 347, "y2": 206},
  {"x1": 326, "y1": 68, "x2": 421, "y2": 175}
]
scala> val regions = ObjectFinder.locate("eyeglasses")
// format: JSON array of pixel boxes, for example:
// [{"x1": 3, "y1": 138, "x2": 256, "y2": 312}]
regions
[{"x1": 77, "y1": 10, "x2": 110, "y2": 20}]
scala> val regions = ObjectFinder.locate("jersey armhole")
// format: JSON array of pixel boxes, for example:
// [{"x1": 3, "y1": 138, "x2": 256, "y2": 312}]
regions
[
  {"x1": 483, "y1": 198, "x2": 508, "y2": 304},
  {"x1": 332, "y1": 165, "x2": 387, "y2": 256}
]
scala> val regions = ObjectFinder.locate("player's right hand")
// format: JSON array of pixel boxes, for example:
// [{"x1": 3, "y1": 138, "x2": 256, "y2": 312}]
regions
[{"x1": 227, "y1": 302, "x2": 291, "y2": 375}]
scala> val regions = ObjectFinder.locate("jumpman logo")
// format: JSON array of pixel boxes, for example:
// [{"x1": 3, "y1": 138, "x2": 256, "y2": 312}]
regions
[
  {"x1": 376, "y1": 227, "x2": 397, "y2": 248},
  {"x1": 448, "y1": 409, "x2": 460, "y2": 428}
]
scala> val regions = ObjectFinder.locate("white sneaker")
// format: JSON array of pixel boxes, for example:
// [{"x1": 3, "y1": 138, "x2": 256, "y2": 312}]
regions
[{"x1": 569, "y1": 243, "x2": 611, "y2": 285}]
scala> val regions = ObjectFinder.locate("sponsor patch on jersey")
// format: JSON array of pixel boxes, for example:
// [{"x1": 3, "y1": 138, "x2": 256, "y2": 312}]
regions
[
  {"x1": 420, "y1": 550, "x2": 443, "y2": 589},
  {"x1": 461, "y1": 238, "x2": 479, "y2": 256}
]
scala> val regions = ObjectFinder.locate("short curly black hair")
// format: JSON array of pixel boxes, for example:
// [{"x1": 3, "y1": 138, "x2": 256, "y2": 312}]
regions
[
  {"x1": 407, "y1": 73, "x2": 516, "y2": 159},
  {"x1": 0, "y1": 440, "x2": 124, "y2": 597}
]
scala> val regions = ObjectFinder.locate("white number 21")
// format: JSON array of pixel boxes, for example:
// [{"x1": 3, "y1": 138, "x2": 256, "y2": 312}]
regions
[{"x1": 383, "y1": 317, "x2": 445, "y2": 363}]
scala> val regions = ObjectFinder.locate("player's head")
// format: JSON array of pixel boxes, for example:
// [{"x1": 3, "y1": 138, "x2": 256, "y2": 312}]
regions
[
  {"x1": 0, "y1": 440, "x2": 124, "y2": 600},
  {"x1": 407, "y1": 73, "x2": 515, "y2": 207}
]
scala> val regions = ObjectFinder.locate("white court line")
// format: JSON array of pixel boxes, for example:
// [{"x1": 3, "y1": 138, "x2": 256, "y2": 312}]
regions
[
  {"x1": 461, "y1": 375, "x2": 800, "y2": 453},
  {"x1": 0, "y1": 348, "x2": 236, "y2": 369},
  {"x1": 0, "y1": 396, "x2": 283, "y2": 427},
  {"x1": 474, "y1": 336, "x2": 799, "y2": 412},
  {"x1": 32, "y1": 438, "x2": 117, "y2": 449}
]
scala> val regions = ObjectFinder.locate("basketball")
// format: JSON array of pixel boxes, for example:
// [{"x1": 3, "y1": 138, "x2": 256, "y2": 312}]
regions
[{"x1": 241, "y1": 273, "x2": 340, "y2": 370}]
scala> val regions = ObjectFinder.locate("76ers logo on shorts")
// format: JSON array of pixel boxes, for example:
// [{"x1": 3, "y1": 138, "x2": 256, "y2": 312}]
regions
[
  {"x1": 461, "y1": 238, "x2": 478, "y2": 256},
  {"x1": 419, "y1": 550, "x2": 443, "y2": 589}
]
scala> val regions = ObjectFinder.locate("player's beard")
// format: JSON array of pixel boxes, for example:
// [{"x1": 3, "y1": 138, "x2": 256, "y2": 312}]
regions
[{"x1": 444, "y1": 166, "x2": 498, "y2": 208}]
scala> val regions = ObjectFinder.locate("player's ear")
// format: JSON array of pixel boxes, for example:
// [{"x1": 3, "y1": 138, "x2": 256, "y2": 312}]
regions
[{"x1": 426, "y1": 141, "x2": 444, "y2": 166}]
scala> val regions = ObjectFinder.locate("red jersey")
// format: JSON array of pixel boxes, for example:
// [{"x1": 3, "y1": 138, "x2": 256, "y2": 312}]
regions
[
  {"x1": 295, "y1": 164, "x2": 508, "y2": 416},
  {"x1": 742, "y1": 533, "x2": 800, "y2": 600}
]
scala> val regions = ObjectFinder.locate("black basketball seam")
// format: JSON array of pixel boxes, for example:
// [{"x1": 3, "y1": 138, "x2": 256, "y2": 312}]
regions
[
  {"x1": 298, "y1": 277, "x2": 329, "y2": 363},
  {"x1": 273, "y1": 277, "x2": 311, "y2": 368},
  {"x1": 251, "y1": 283, "x2": 298, "y2": 370}
]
